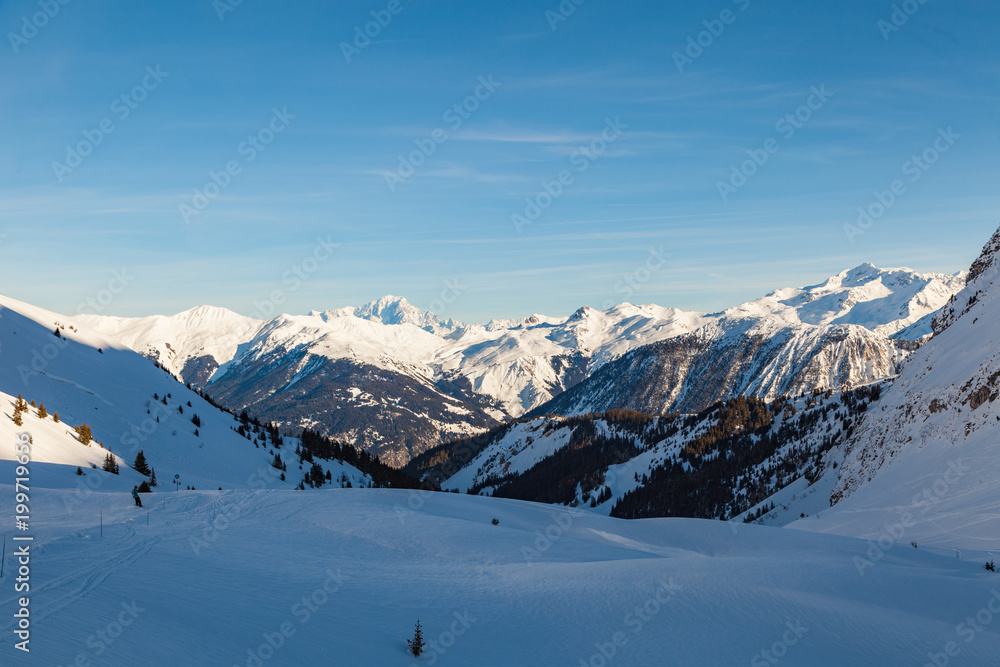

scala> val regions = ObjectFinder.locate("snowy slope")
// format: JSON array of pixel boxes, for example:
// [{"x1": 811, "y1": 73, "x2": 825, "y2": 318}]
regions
[
  {"x1": 0, "y1": 294, "x2": 369, "y2": 492},
  {"x1": 801, "y1": 226, "x2": 1000, "y2": 550},
  {"x1": 1, "y1": 487, "x2": 998, "y2": 666}
]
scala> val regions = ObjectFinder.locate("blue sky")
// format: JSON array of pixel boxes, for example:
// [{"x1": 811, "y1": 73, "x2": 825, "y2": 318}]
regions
[{"x1": 1, "y1": 0, "x2": 997, "y2": 322}]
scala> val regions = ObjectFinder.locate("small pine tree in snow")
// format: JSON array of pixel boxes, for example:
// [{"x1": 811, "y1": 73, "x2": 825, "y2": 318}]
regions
[
  {"x1": 138, "y1": 481, "x2": 151, "y2": 493},
  {"x1": 407, "y1": 621, "x2": 425, "y2": 657},
  {"x1": 74, "y1": 423, "x2": 94, "y2": 445},
  {"x1": 133, "y1": 450, "x2": 151, "y2": 476},
  {"x1": 76, "y1": 466, "x2": 84, "y2": 476},
  {"x1": 102, "y1": 452, "x2": 119, "y2": 474},
  {"x1": 54, "y1": 327, "x2": 61, "y2": 338},
  {"x1": 12, "y1": 408, "x2": 23, "y2": 427},
  {"x1": 37, "y1": 403, "x2": 47, "y2": 419},
  {"x1": 150, "y1": 468, "x2": 158, "y2": 487},
  {"x1": 310, "y1": 463, "x2": 324, "y2": 487},
  {"x1": 53, "y1": 410, "x2": 60, "y2": 423}
]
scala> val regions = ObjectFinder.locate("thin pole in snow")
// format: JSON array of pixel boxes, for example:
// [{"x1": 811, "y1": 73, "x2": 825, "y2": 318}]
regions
[
  {"x1": 1, "y1": 534, "x2": 6, "y2": 578},
  {"x1": 100, "y1": 510, "x2": 103, "y2": 538}
]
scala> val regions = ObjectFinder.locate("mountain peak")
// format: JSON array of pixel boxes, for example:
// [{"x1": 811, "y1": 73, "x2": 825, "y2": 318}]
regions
[
  {"x1": 316, "y1": 295, "x2": 466, "y2": 334},
  {"x1": 178, "y1": 304, "x2": 250, "y2": 320},
  {"x1": 846, "y1": 262, "x2": 878, "y2": 275}
]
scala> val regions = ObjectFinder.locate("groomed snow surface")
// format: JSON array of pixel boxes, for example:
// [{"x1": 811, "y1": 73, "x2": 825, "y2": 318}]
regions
[{"x1": 1, "y1": 487, "x2": 999, "y2": 666}]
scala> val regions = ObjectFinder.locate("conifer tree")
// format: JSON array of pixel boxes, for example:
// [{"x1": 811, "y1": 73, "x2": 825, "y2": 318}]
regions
[
  {"x1": 407, "y1": 621, "x2": 425, "y2": 657},
  {"x1": 12, "y1": 408, "x2": 23, "y2": 427},
  {"x1": 150, "y1": 468, "x2": 158, "y2": 487},
  {"x1": 102, "y1": 452, "x2": 119, "y2": 474},
  {"x1": 37, "y1": 403, "x2": 47, "y2": 419},
  {"x1": 133, "y1": 450, "x2": 151, "y2": 476},
  {"x1": 53, "y1": 410, "x2": 60, "y2": 423},
  {"x1": 74, "y1": 424, "x2": 94, "y2": 445}
]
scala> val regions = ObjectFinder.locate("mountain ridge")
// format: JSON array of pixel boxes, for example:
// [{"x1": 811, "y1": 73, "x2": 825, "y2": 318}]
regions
[{"x1": 69, "y1": 264, "x2": 964, "y2": 462}]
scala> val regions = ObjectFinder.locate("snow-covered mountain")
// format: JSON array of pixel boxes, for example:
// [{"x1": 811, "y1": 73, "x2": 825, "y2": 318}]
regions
[
  {"x1": 410, "y1": 224, "x2": 1000, "y2": 555},
  {"x1": 0, "y1": 294, "x2": 380, "y2": 492},
  {"x1": 807, "y1": 226, "x2": 1000, "y2": 549},
  {"x1": 530, "y1": 264, "x2": 962, "y2": 418},
  {"x1": 74, "y1": 265, "x2": 962, "y2": 464},
  {"x1": 73, "y1": 305, "x2": 264, "y2": 388}
]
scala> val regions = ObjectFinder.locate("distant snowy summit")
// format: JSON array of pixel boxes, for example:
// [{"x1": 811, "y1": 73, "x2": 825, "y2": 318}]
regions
[{"x1": 71, "y1": 264, "x2": 963, "y2": 463}]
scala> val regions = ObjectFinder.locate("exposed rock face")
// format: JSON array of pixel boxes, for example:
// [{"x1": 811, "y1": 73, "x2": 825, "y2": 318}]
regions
[{"x1": 530, "y1": 322, "x2": 906, "y2": 417}]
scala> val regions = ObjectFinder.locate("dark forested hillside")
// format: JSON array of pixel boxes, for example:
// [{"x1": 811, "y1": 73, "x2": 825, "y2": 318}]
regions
[{"x1": 425, "y1": 386, "x2": 885, "y2": 523}]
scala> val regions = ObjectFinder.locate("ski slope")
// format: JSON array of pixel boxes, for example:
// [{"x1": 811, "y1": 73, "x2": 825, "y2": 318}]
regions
[{"x1": 1, "y1": 488, "x2": 999, "y2": 666}]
